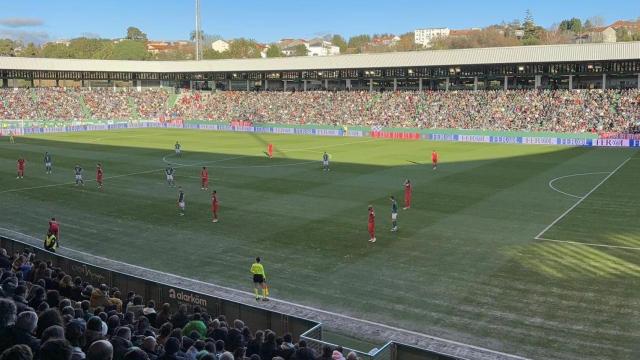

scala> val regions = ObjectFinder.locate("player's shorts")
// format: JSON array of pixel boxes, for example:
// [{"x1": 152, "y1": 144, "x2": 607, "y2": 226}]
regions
[
  {"x1": 75, "y1": 175, "x2": 82, "y2": 181},
  {"x1": 175, "y1": 149, "x2": 181, "y2": 154},
  {"x1": 368, "y1": 223, "x2": 375, "y2": 233},
  {"x1": 323, "y1": 161, "x2": 329, "y2": 166},
  {"x1": 166, "y1": 175, "x2": 174, "y2": 181},
  {"x1": 391, "y1": 213, "x2": 398, "y2": 220},
  {"x1": 179, "y1": 202, "x2": 185, "y2": 209},
  {"x1": 45, "y1": 162, "x2": 51, "y2": 168},
  {"x1": 253, "y1": 274, "x2": 264, "y2": 284}
]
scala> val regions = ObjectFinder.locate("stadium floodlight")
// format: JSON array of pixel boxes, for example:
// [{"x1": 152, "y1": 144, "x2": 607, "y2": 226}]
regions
[{"x1": 195, "y1": 0, "x2": 203, "y2": 61}]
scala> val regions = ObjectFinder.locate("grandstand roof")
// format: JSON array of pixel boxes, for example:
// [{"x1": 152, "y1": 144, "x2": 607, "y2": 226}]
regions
[{"x1": 1, "y1": 42, "x2": 639, "y2": 73}]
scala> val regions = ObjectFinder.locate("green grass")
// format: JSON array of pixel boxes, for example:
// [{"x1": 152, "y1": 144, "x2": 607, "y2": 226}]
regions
[{"x1": 0, "y1": 129, "x2": 639, "y2": 360}]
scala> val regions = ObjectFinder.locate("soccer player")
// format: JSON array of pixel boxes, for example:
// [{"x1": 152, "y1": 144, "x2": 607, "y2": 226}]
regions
[
  {"x1": 16, "y1": 157, "x2": 25, "y2": 179},
  {"x1": 74, "y1": 165, "x2": 84, "y2": 186},
  {"x1": 175, "y1": 141, "x2": 181, "y2": 157},
  {"x1": 9, "y1": 131, "x2": 15, "y2": 144},
  {"x1": 403, "y1": 179, "x2": 412, "y2": 210},
  {"x1": 390, "y1": 196, "x2": 399, "y2": 232},
  {"x1": 250, "y1": 257, "x2": 268, "y2": 301},
  {"x1": 177, "y1": 186, "x2": 185, "y2": 216},
  {"x1": 267, "y1": 143, "x2": 273, "y2": 159},
  {"x1": 200, "y1": 166, "x2": 209, "y2": 190},
  {"x1": 165, "y1": 165, "x2": 175, "y2": 187},
  {"x1": 322, "y1": 152, "x2": 330, "y2": 172},
  {"x1": 368, "y1": 205, "x2": 376, "y2": 243},
  {"x1": 44, "y1": 152, "x2": 52, "y2": 174},
  {"x1": 48, "y1": 217, "x2": 59, "y2": 239},
  {"x1": 96, "y1": 164, "x2": 104, "y2": 190},
  {"x1": 432, "y1": 150, "x2": 439, "y2": 170},
  {"x1": 211, "y1": 190, "x2": 219, "y2": 223}
]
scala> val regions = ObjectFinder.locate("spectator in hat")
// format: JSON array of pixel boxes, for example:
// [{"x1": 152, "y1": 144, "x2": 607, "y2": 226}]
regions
[
  {"x1": 40, "y1": 338, "x2": 73, "y2": 360},
  {"x1": 87, "y1": 340, "x2": 113, "y2": 360},
  {"x1": 66, "y1": 319, "x2": 86, "y2": 360}
]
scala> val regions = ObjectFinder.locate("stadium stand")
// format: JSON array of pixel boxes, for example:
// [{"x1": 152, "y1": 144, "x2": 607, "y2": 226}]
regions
[
  {"x1": 0, "y1": 88, "x2": 639, "y2": 133},
  {"x1": 0, "y1": 245, "x2": 366, "y2": 360}
]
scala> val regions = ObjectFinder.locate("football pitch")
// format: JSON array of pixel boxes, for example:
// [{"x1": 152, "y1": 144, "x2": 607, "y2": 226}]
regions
[{"x1": 1, "y1": 129, "x2": 639, "y2": 360}]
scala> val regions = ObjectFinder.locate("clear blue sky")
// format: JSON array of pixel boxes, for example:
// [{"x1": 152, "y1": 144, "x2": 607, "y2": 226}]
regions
[{"x1": 1, "y1": 0, "x2": 638, "y2": 44}]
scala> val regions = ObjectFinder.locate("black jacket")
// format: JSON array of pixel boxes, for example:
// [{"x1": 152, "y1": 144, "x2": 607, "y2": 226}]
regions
[
  {"x1": 110, "y1": 336, "x2": 133, "y2": 360},
  {"x1": 13, "y1": 328, "x2": 41, "y2": 358}
]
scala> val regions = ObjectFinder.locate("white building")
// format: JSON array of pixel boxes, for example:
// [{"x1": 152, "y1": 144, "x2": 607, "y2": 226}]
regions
[
  {"x1": 307, "y1": 39, "x2": 340, "y2": 57},
  {"x1": 211, "y1": 40, "x2": 230, "y2": 53},
  {"x1": 414, "y1": 28, "x2": 450, "y2": 47}
]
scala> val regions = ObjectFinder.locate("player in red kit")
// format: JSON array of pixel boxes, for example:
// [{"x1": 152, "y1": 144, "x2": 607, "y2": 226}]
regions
[
  {"x1": 367, "y1": 205, "x2": 376, "y2": 243},
  {"x1": 48, "y1": 218, "x2": 59, "y2": 238},
  {"x1": 403, "y1": 179, "x2": 412, "y2": 210},
  {"x1": 96, "y1": 164, "x2": 104, "y2": 190},
  {"x1": 200, "y1": 166, "x2": 209, "y2": 190},
  {"x1": 16, "y1": 157, "x2": 25, "y2": 179},
  {"x1": 211, "y1": 190, "x2": 219, "y2": 223},
  {"x1": 432, "y1": 150, "x2": 438, "y2": 170},
  {"x1": 267, "y1": 143, "x2": 273, "y2": 158}
]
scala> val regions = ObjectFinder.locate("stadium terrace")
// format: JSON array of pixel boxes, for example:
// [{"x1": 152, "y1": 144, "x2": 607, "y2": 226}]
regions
[{"x1": 1, "y1": 42, "x2": 640, "y2": 91}]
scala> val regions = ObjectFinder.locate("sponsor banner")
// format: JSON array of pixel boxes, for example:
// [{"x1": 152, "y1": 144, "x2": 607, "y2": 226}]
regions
[
  {"x1": 490, "y1": 136, "x2": 520, "y2": 144},
  {"x1": 630, "y1": 140, "x2": 640, "y2": 148},
  {"x1": 427, "y1": 133, "x2": 457, "y2": 142},
  {"x1": 272, "y1": 127, "x2": 295, "y2": 134},
  {"x1": 294, "y1": 128, "x2": 315, "y2": 135},
  {"x1": 345, "y1": 130, "x2": 365, "y2": 137},
  {"x1": 233, "y1": 126, "x2": 255, "y2": 132},
  {"x1": 592, "y1": 139, "x2": 630, "y2": 147},
  {"x1": 558, "y1": 138, "x2": 590, "y2": 146},
  {"x1": 522, "y1": 137, "x2": 558, "y2": 145},
  {"x1": 198, "y1": 124, "x2": 219, "y2": 131},
  {"x1": 458, "y1": 135, "x2": 491, "y2": 143},
  {"x1": 315, "y1": 129, "x2": 343, "y2": 136},
  {"x1": 371, "y1": 131, "x2": 420, "y2": 140}
]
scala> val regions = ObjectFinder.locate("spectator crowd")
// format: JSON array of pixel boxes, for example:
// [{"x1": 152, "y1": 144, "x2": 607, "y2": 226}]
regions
[
  {"x1": 0, "y1": 247, "x2": 359, "y2": 360},
  {"x1": 0, "y1": 87, "x2": 639, "y2": 134}
]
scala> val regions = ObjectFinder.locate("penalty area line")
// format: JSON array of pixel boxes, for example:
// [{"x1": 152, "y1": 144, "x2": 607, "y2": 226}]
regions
[
  {"x1": 535, "y1": 157, "x2": 631, "y2": 240},
  {"x1": 536, "y1": 237, "x2": 640, "y2": 251}
]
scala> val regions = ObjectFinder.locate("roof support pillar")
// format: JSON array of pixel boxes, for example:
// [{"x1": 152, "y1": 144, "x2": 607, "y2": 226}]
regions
[
  {"x1": 303, "y1": 80, "x2": 307, "y2": 91},
  {"x1": 369, "y1": 79, "x2": 373, "y2": 92},
  {"x1": 637, "y1": 74, "x2": 640, "y2": 89},
  {"x1": 473, "y1": 76, "x2": 478, "y2": 91},
  {"x1": 136, "y1": 80, "x2": 142, "y2": 92},
  {"x1": 602, "y1": 73, "x2": 606, "y2": 90},
  {"x1": 445, "y1": 77, "x2": 450, "y2": 91},
  {"x1": 324, "y1": 79, "x2": 328, "y2": 90},
  {"x1": 55, "y1": 79, "x2": 60, "y2": 87},
  {"x1": 283, "y1": 80, "x2": 287, "y2": 92},
  {"x1": 346, "y1": 79, "x2": 351, "y2": 90},
  {"x1": 568, "y1": 75, "x2": 573, "y2": 90},
  {"x1": 534, "y1": 75, "x2": 541, "y2": 89},
  {"x1": 1, "y1": 78, "x2": 7, "y2": 88},
  {"x1": 418, "y1": 78, "x2": 423, "y2": 92},
  {"x1": 393, "y1": 78, "x2": 397, "y2": 91},
  {"x1": 503, "y1": 76, "x2": 508, "y2": 91},
  {"x1": 264, "y1": 79, "x2": 268, "y2": 90}
]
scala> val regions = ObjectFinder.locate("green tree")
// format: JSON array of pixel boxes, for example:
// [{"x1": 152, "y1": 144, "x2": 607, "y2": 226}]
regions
[
  {"x1": 109, "y1": 40, "x2": 150, "y2": 60},
  {"x1": 20, "y1": 42, "x2": 40, "y2": 57},
  {"x1": 558, "y1": 18, "x2": 583, "y2": 33},
  {"x1": 126, "y1": 26, "x2": 147, "y2": 41},
  {"x1": 616, "y1": 28, "x2": 633, "y2": 42},
  {"x1": 290, "y1": 44, "x2": 308, "y2": 56},
  {"x1": 0, "y1": 39, "x2": 17, "y2": 56},
  {"x1": 68, "y1": 38, "x2": 112, "y2": 59},
  {"x1": 347, "y1": 34, "x2": 371, "y2": 52},
  {"x1": 228, "y1": 38, "x2": 261, "y2": 59},
  {"x1": 395, "y1": 32, "x2": 417, "y2": 51},
  {"x1": 522, "y1": 10, "x2": 543, "y2": 45},
  {"x1": 331, "y1": 34, "x2": 347, "y2": 53},
  {"x1": 266, "y1": 44, "x2": 282, "y2": 58},
  {"x1": 203, "y1": 48, "x2": 231, "y2": 60},
  {"x1": 40, "y1": 43, "x2": 73, "y2": 58}
]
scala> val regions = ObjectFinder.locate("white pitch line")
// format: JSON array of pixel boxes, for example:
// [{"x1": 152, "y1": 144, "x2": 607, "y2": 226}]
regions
[
  {"x1": 547, "y1": 172, "x2": 610, "y2": 199},
  {"x1": 535, "y1": 157, "x2": 631, "y2": 240},
  {"x1": 536, "y1": 237, "x2": 640, "y2": 251},
  {"x1": 0, "y1": 227, "x2": 529, "y2": 360}
]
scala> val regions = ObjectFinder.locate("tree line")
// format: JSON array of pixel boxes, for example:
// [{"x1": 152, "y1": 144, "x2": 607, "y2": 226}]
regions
[{"x1": 1, "y1": 14, "x2": 639, "y2": 60}]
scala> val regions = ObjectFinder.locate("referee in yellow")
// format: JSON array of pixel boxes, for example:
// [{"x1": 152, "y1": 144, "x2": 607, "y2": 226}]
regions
[{"x1": 251, "y1": 257, "x2": 269, "y2": 301}]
